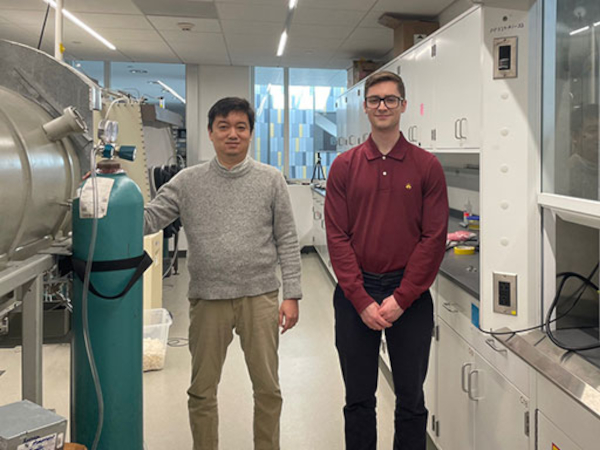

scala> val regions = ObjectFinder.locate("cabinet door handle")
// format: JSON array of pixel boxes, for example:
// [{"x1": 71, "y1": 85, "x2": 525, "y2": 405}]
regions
[
  {"x1": 485, "y1": 338, "x2": 508, "y2": 355},
  {"x1": 454, "y1": 119, "x2": 460, "y2": 139},
  {"x1": 461, "y1": 362, "x2": 472, "y2": 393},
  {"x1": 442, "y1": 302, "x2": 458, "y2": 313},
  {"x1": 468, "y1": 369, "x2": 482, "y2": 401},
  {"x1": 459, "y1": 118, "x2": 468, "y2": 139}
]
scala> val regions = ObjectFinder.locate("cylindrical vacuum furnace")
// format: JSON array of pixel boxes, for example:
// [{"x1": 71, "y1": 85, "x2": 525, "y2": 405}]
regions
[
  {"x1": 0, "y1": 86, "x2": 81, "y2": 268},
  {"x1": 0, "y1": 39, "x2": 100, "y2": 267}
]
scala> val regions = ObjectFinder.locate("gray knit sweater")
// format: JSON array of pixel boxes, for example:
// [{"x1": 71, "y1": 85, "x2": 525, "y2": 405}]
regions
[{"x1": 144, "y1": 156, "x2": 302, "y2": 301}]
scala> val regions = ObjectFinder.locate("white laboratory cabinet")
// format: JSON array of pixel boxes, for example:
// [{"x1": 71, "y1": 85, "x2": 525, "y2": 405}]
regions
[
  {"x1": 535, "y1": 375, "x2": 600, "y2": 450},
  {"x1": 336, "y1": 7, "x2": 483, "y2": 154},
  {"x1": 537, "y1": 412, "x2": 583, "y2": 450},
  {"x1": 311, "y1": 189, "x2": 335, "y2": 281},
  {"x1": 433, "y1": 8, "x2": 482, "y2": 150},
  {"x1": 433, "y1": 275, "x2": 531, "y2": 450},
  {"x1": 335, "y1": 93, "x2": 347, "y2": 152},
  {"x1": 436, "y1": 319, "x2": 476, "y2": 450},
  {"x1": 347, "y1": 85, "x2": 362, "y2": 148},
  {"x1": 398, "y1": 41, "x2": 438, "y2": 150}
]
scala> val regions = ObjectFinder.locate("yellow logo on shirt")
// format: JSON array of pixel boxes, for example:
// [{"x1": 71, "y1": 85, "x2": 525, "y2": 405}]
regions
[{"x1": 405, "y1": 183, "x2": 412, "y2": 190}]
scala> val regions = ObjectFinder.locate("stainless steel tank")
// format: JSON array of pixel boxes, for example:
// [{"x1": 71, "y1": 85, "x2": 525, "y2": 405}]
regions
[{"x1": 0, "y1": 86, "x2": 81, "y2": 268}]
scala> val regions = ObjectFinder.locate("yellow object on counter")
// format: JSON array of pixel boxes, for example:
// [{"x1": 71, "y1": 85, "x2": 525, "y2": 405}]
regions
[
  {"x1": 454, "y1": 245, "x2": 476, "y2": 255},
  {"x1": 467, "y1": 215, "x2": 480, "y2": 230}
]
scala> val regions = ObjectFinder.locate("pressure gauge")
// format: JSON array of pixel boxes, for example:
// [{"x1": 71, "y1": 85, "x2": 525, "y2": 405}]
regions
[{"x1": 98, "y1": 119, "x2": 119, "y2": 143}]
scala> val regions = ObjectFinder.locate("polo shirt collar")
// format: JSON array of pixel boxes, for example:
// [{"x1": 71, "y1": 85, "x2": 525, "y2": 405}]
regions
[{"x1": 364, "y1": 132, "x2": 409, "y2": 161}]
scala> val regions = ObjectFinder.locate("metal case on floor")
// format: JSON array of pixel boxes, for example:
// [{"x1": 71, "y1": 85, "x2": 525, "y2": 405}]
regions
[{"x1": 0, "y1": 400, "x2": 67, "y2": 450}]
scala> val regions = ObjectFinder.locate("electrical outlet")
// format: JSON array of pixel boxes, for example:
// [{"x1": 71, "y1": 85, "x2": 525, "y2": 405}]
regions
[{"x1": 493, "y1": 272, "x2": 517, "y2": 315}]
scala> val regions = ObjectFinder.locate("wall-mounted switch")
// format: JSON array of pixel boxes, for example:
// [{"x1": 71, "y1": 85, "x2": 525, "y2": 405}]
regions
[{"x1": 493, "y1": 36, "x2": 518, "y2": 79}]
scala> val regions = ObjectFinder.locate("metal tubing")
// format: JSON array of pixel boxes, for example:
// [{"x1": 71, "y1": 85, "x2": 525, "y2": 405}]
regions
[
  {"x1": 21, "y1": 274, "x2": 44, "y2": 405},
  {"x1": 55, "y1": 0, "x2": 63, "y2": 61}
]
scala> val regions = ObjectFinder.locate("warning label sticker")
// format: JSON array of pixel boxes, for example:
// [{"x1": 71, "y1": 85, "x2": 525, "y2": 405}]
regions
[
  {"x1": 79, "y1": 177, "x2": 115, "y2": 219},
  {"x1": 17, "y1": 433, "x2": 57, "y2": 449},
  {"x1": 552, "y1": 444, "x2": 560, "y2": 450}
]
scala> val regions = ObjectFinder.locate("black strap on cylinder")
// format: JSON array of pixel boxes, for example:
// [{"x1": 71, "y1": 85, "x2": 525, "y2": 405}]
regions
[{"x1": 72, "y1": 251, "x2": 153, "y2": 300}]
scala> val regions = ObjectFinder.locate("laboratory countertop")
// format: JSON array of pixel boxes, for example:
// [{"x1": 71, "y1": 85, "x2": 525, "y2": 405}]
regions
[
  {"x1": 310, "y1": 185, "x2": 480, "y2": 299},
  {"x1": 312, "y1": 186, "x2": 326, "y2": 197},
  {"x1": 496, "y1": 328, "x2": 600, "y2": 420},
  {"x1": 440, "y1": 214, "x2": 480, "y2": 299}
]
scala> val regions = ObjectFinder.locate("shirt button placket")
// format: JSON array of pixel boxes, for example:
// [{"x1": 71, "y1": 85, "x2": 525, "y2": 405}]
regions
[{"x1": 380, "y1": 157, "x2": 391, "y2": 190}]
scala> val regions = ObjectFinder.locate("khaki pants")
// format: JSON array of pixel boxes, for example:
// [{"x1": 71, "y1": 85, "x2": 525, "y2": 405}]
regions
[{"x1": 188, "y1": 290, "x2": 282, "y2": 450}]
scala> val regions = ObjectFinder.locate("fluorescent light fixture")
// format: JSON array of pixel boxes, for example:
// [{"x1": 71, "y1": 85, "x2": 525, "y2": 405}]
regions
[
  {"x1": 594, "y1": 21, "x2": 600, "y2": 27},
  {"x1": 277, "y1": 30, "x2": 288, "y2": 57},
  {"x1": 570, "y1": 26, "x2": 590, "y2": 36},
  {"x1": 289, "y1": 0, "x2": 298, "y2": 9},
  {"x1": 43, "y1": 0, "x2": 116, "y2": 50},
  {"x1": 150, "y1": 80, "x2": 186, "y2": 104}
]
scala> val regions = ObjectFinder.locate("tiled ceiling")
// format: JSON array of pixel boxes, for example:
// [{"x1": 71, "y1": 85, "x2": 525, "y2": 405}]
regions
[{"x1": 0, "y1": 0, "x2": 457, "y2": 68}]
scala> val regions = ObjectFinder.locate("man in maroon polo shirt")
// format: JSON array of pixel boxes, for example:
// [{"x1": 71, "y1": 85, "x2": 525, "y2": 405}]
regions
[{"x1": 324, "y1": 71, "x2": 448, "y2": 450}]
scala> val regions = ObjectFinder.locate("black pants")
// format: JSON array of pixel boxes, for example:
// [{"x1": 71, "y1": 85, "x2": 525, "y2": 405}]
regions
[{"x1": 334, "y1": 271, "x2": 434, "y2": 450}]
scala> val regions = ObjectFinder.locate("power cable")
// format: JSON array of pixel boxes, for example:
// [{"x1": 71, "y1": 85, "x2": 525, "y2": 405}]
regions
[
  {"x1": 478, "y1": 263, "x2": 600, "y2": 352},
  {"x1": 37, "y1": 3, "x2": 51, "y2": 50}
]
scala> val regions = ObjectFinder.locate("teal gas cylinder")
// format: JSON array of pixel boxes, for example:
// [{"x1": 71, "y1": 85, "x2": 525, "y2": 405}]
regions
[{"x1": 72, "y1": 160, "x2": 145, "y2": 450}]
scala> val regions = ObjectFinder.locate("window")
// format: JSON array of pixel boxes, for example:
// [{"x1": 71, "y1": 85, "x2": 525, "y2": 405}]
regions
[
  {"x1": 543, "y1": 0, "x2": 600, "y2": 200},
  {"x1": 70, "y1": 60, "x2": 104, "y2": 86},
  {"x1": 254, "y1": 67, "x2": 346, "y2": 179},
  {"x1": 254, "y1": 67, "x2": 285, "y2": 172},
  {"x1": 540, "y1": 0, "x2": 600, "y2": 358},
  {"x1": 289, "y1": 68, "x2": 346, "y2": 180}
]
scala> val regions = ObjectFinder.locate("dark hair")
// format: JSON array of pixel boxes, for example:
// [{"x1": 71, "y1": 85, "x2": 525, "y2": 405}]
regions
[
  {"x1": 364, "y1": 71, "x2": 406, "y2": 99},
  {"x1": 208, "y1": 97, "x2": 255, "y2": 132}
]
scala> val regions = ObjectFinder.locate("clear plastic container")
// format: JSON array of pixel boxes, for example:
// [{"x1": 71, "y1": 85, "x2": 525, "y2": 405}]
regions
[{"x1": 143, "y1": 308, "x2": 173, "y2": 372}]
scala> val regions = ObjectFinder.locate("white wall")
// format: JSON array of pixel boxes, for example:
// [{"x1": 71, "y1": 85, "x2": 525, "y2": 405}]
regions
[{"x1": 185, "y1": 65, "x2": 251, "y2": 166}]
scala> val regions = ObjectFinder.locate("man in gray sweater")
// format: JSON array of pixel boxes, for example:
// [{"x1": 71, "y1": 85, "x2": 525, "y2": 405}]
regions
[{"x1": 144, "y1": 97, "x2": 302, "y2": 450}]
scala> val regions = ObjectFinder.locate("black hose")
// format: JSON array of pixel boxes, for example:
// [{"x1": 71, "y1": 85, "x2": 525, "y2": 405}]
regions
[
  {"x1": 544, "y1": 263, "x2": 600, "y2": 351},
  {"x1": 37, "y1": 4, "x2": 51, "y2": 50},
  {"x1": 478, "y1": 264, "x2": 599, "y2": 349}
]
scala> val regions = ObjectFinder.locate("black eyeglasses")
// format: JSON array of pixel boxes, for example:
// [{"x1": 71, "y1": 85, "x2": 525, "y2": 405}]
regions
[{"x1": 365, "y1": 95, "x2": 404, "y2": 109}]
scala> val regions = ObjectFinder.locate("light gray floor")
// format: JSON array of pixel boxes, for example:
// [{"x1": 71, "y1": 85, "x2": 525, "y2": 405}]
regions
[{"x1": 0, "y1": 253, "x2": 438, "y2": 449}]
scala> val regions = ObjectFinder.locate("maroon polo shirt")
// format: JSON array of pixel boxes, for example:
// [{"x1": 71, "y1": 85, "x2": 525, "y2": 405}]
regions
[{"x1": 324, "y1": 133, "x2": 449, "y2": 314}]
